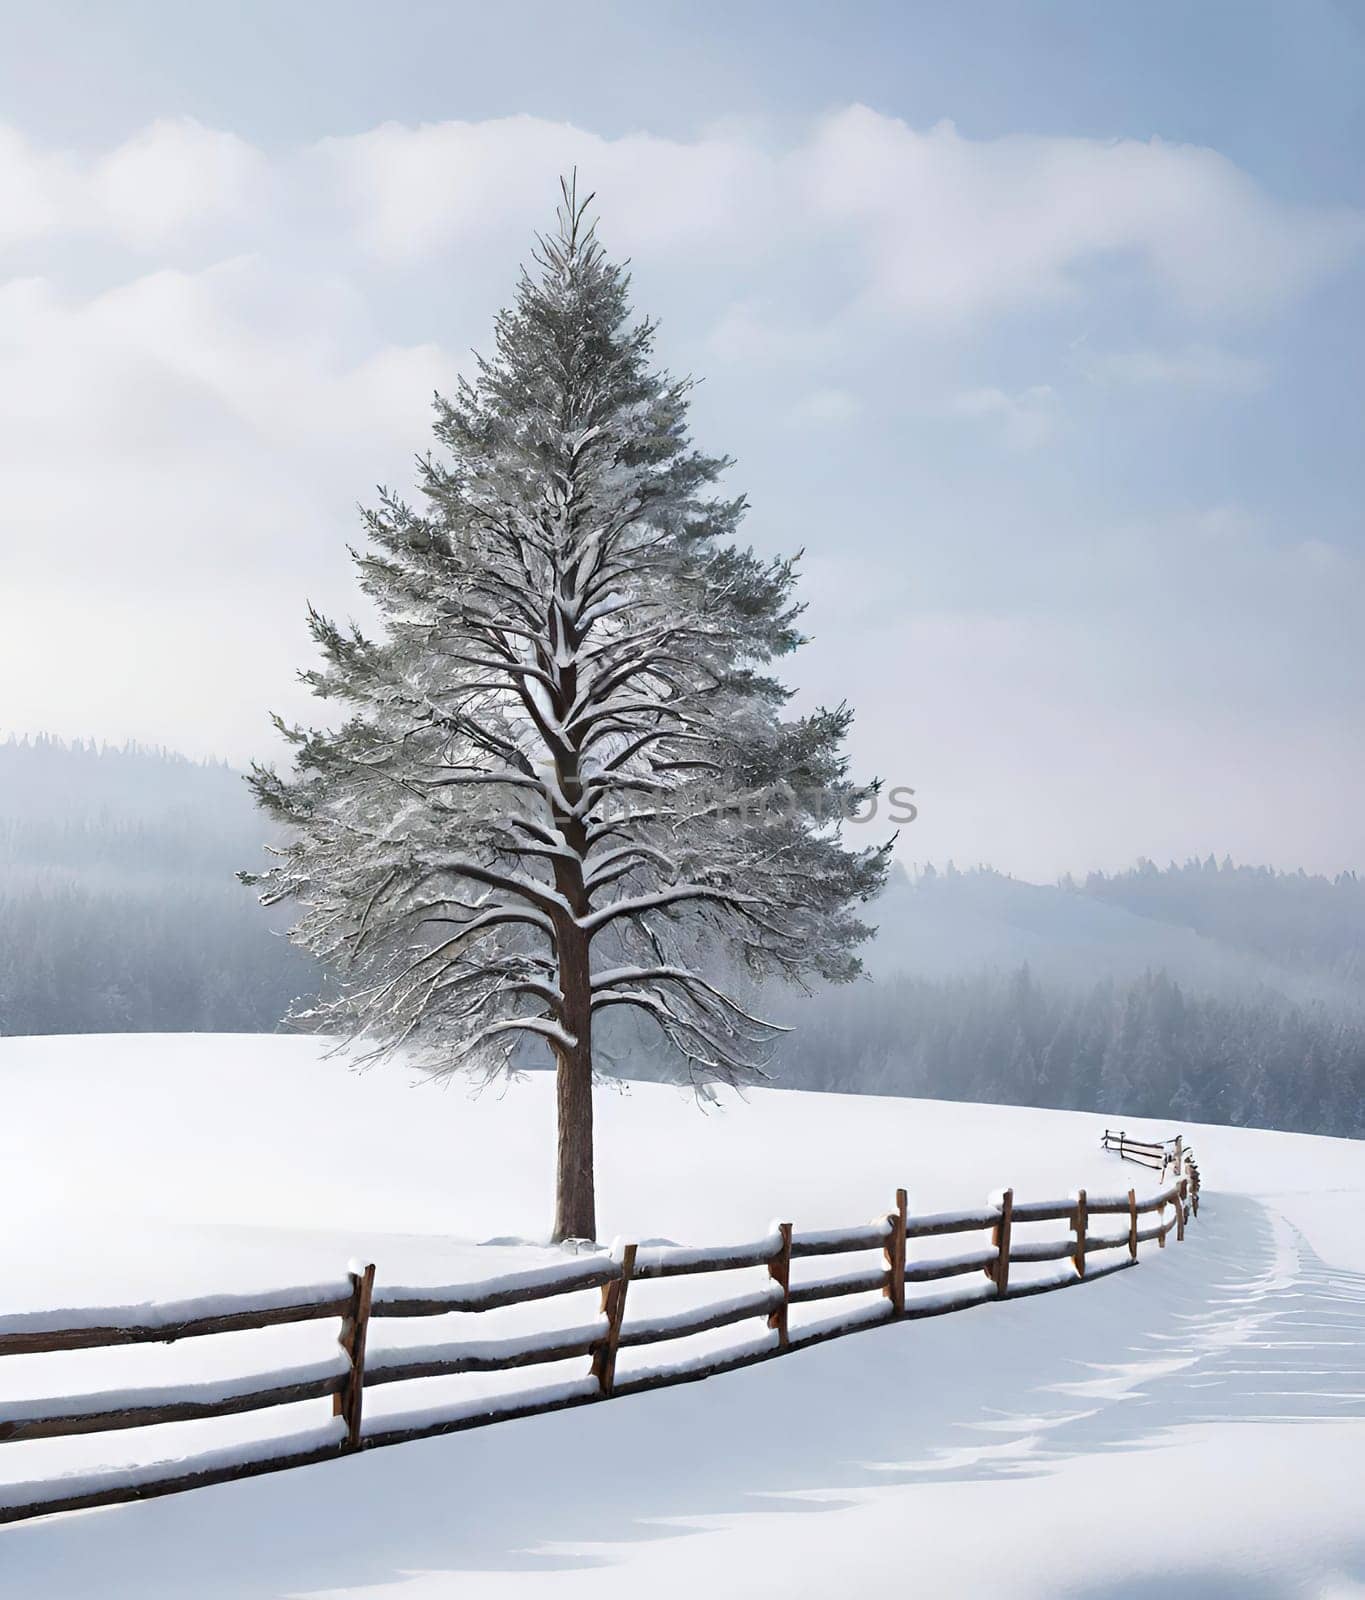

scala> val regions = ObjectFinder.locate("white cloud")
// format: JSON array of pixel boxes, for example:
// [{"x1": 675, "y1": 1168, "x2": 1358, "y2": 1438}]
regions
[
  {"x1": 0, "y1": 127, "x2": 80, "y2": 247},
  {"x1": 0, "y1": 118, "x2": 267, "y2": 251},
  {"x1": 1296, "y1": 537, "x2": 1346, "y2": 571},
  {"x1": 0, "y1": 256, "x2": 459, "y2": 760},
  {"x1": 789, "y1": 387, "x2": 862, "y2": 425},
  {"x1": 6, "y1": 106, "x2": 1356, "y2": 327},
  {"x1": 1089, "y1": 344, "x2": 1268, "y2": 392},
  {"x1": 0, "y1": 261, "x2": 452, "y2": 474},
  {"x1": 94, "y1": 119, "x2": 267, "y2": 247},
  {"x1": 950, "y1": 384, "x2": 1057, "y2": 449},
  {"x1": 1186, "y1": 505, "x2": 1261, "y2": 544},
  {"x1": 303, "y1": 106, "x2": 1362, "y2": 329},
  {"x1": 308, "y1": 114, "x2": 779, "y2": 265},
  {"x1": 704, "y1": 300, "x2": 842, "y2": 371},
  {"x1": 804, "y1": 107, "x2": 1364, "y2": 322}
]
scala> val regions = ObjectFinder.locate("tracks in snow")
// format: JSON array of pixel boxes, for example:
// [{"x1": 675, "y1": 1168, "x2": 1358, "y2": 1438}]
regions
[{"x1": 890, "y1": 1191, "x2": 1365, "y2": 1487}]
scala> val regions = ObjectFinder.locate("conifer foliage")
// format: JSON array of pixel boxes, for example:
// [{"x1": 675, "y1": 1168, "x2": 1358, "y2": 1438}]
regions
[{"x1": 246, "y1": 182, "x2": 889, "y2": 1239}]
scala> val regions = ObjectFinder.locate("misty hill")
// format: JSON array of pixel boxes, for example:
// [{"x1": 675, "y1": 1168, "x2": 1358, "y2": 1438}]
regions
[
  {"x1": 2, "y1": 735, "x2": 1362, "y2": 1140},
  {"x1": 749, "y1": 859, "x2": 1365, "y2": 1139},
  {"x1": 0, "y1": 737, "x2": 262, "y2": 887},
  {"x1": 866, "y1": 862, "x2": 1364, "y2": 1016},
  {"x1": 1080, "y1": 857, "x2": 1365, "y2": 985},
  {"x1": 0, "y1": 736, "x2": 315, "y2": 1035},
  {"x1": 769, "y1": 962, "x2": 1365, "y2": 1139}
]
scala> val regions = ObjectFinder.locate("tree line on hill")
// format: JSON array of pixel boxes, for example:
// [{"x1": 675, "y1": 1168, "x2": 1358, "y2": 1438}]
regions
[
  {"x1": 1077, "y1": 856, "x2": 1365, "y2": 983},
  {"x1": 1, "y1": 736, "x2": 1361, "y2": 1139},
  {"x1": 0, "y1": 879, "x2": 315, "y2": 1036},
  {"x1": 0, "y1": 736, "x2": 315, "y2": 1035},
  {"x1": 766, "y1": 964, "x2": 1365, "y2": 1140}
]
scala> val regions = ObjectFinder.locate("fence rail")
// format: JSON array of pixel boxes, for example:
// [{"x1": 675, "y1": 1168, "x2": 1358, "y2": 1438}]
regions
[
  {"x1": 1101, "y1": 1129, "x2": 1199, "y2": 1183},
  {"x1": 0, "y1": 1132, "x2": 1202, "y2": 1526}
]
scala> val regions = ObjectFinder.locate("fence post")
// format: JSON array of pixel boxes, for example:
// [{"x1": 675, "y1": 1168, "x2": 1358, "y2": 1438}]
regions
[
  {"x1": 591, "y1": 1244, "x2": 636, "y2": 1398},
  {"x1": 1127, "y1": 1187, "x2": 1138, "y2": 1261},
  {"x1": 1158, "y1": 1192, "x2": 1167, "y2": 1247},
  {"x1": 884, "y1": 1189, "x2": 907, "y2": 1316},
  {"x1": 336, "y1": 1262, "x2": 375, "y2": 1451},
  {"x1": 1071, "y1": 1190, "x2": 1088, "y2": 1279},
  {"x1": 1176, "y1": 1174, "x2": 1187, "y2": 1242},
  {"x1": 768, "y1": 1223, "x2": 792, "y2": 1350},
  {"x1": 991, "y1": 1188, "x2": 1014, "y2": 1298},
  {"x1": 1190, "y1": 1162, "x2": 1200, "y2": 1217}
]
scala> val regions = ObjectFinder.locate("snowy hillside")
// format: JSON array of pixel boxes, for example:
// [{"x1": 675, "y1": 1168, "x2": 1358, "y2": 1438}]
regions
[{"x1": 1, "y1": 1034, "x2": 1363, "y2": 1598}]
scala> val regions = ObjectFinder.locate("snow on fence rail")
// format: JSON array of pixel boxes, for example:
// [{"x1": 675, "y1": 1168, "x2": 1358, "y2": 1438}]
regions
[
  {"x1": 1101, "y1": 1128, "x2": 1199, "y2": 1180},
  {"x1": 0, "y1": 1135, "x2": 1203, "y2": 1526}
]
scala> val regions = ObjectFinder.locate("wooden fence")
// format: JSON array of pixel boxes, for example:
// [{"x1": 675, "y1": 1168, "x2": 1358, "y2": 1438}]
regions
[
  {"x1": 1102, "y1": 1130, "x2": 1202, "y2": 1196},
  {"x1": 0, "y1": 1135, "x2": 1202, "y2": 1526}
]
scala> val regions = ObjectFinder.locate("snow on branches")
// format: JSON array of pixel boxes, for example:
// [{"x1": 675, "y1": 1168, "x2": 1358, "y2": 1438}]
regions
[{"x1": 245, "y1": 178, "x2": 889, "y2": 1170}]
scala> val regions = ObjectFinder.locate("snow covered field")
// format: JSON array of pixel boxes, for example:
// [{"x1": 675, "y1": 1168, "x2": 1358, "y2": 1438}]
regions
[{"x1": 2, "y1": 1033, "x2": 1363, "y2": 1597}]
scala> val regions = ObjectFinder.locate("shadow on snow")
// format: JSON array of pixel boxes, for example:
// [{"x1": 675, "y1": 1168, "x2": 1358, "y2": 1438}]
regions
[{"x1": 4, "y1": 1193, "x2": 1365, "y2": 1596}]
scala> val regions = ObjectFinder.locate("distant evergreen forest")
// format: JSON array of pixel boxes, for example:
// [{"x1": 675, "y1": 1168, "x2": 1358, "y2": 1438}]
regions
[
  {"x1": 1078, "y1": 856, "x2": 1365, "y2": 984},
  {"x1": 0, "y1": 736, "x2": 316, "y2": 1034},
  {"x1": 770, "y1": 965, "x2": 1365, "y2": 1139},
  {"x1": 1, "y1": 736, "x2": 1361, "y2": 1138}
]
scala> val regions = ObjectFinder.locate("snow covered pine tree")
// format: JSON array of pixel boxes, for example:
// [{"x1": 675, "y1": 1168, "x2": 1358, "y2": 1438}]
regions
[{"x1": 246, "y1": 180, "x2": 889, "y2": 1241}]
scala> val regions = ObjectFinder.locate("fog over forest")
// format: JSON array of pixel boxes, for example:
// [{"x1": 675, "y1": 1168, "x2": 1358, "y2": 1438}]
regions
[
  {"x1": 0, "y1": 736, "x2": 314, "y2": 1035},
  {"x1": 2, "y1": 735, "x2": 1362, "y2": 1137}
]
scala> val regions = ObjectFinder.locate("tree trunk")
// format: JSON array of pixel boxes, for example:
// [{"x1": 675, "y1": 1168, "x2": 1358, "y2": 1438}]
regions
[
  {"x1": 550, "y1": 585, "x2": 596, "y2": 1242},
  {"x1": 552, "y1": 920, "x2": 596, "y2": 1242}
]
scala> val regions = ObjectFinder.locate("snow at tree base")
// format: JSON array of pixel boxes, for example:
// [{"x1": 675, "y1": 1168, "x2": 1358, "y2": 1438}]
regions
[{"x1": 2, "y1": 1033, "x2": 1363, "y2": 1598}]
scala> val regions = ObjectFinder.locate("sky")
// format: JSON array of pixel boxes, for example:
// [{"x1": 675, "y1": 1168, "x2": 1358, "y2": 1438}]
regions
[{"x1": 1, "y1": 0, "x2": 1362, "y2": 881}]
